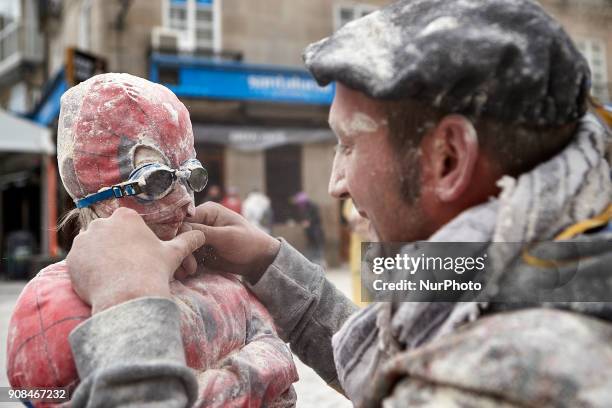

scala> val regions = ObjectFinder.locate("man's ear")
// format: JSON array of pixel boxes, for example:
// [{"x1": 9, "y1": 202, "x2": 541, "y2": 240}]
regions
[{"x1": 429, "y1": 115, "x2": 479, "y2": 202}]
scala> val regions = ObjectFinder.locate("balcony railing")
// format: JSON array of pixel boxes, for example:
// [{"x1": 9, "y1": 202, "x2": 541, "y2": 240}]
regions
[
  {"x1": 0, "y1": 21, "x2": 43, "y2": 83},
  {"x1": 0, "y1": 22, "x2": 20, "y2": 62}
]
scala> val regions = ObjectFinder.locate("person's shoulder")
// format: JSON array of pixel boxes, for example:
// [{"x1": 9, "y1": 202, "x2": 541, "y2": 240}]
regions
[
  {"x1": 7, "y1": 260, "x2": 90, "y2": 390},
  {"x1": 387, "y1": 308, "x2": 612, "y2": 407},
  {"x1": 15, "y1": 260, "x2": 90, "y2": 317}
]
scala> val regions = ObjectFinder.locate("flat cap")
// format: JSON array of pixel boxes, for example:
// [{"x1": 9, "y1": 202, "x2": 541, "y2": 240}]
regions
[{"x1": 304, "y1": 0, "x2": 591, "y2": 126}]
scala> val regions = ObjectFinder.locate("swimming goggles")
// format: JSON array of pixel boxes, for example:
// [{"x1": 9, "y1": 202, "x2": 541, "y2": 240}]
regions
[{"x1": 75, "y1": 159, "x2": 208, "y2": 209}]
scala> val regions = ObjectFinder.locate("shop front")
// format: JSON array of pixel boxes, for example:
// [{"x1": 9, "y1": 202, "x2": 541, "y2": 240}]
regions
[{"x1": 0, "y1": 109, "x2": 57, "y2": 279}]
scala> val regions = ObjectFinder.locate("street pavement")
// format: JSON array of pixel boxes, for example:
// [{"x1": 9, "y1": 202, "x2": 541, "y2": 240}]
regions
[
  {"x1": 0, "y1": 281, "x2": 27, "y2": 408},
  {"x1": 0, "y1": 267, "x2": 355, "y2": 407}
]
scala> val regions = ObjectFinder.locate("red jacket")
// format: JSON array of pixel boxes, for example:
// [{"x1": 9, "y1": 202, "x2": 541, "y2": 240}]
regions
[{"x1": 7, "y1": 261, "x2": 297, "y2": 407}]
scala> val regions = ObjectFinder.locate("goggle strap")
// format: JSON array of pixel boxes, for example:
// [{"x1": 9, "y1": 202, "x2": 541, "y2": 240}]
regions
[{"x1": 75, "y1": 182, "x2": 142, "y2": 209}]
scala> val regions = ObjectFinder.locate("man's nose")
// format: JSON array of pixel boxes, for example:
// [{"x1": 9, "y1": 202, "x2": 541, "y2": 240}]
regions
[{"x1": 328, "y1": 156, "x2": 349, "y2": 199}]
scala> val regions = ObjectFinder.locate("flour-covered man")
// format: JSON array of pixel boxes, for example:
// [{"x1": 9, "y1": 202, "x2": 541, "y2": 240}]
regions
[{"x1": 66, "y1": 0, "x2": 612, "y2": 406}]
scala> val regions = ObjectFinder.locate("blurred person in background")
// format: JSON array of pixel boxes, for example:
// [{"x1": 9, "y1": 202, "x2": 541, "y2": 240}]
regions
[
  {"x1": 62, "y1": 0, "x2": 612, "y2": 406},
  {"x1": 292, "y1": 191, "x2": 326, "y2": 266},
  {"x1": 243, "y1": 189, "x2": 273, "y2": 234},
  {"x1": 221, "y1": 186, "x2": 242, "y2": 214},
  {"x1": 203, "y1": 183, "x2": 222, "y2": 203}
]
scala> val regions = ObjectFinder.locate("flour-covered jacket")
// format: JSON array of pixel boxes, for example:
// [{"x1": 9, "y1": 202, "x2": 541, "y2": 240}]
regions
[{"x1": 331, "y1": 113, "x2": 612, "y2": 407}]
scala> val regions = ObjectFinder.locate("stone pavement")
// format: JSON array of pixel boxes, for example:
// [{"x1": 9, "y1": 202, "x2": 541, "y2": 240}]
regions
[
  {"x1": 0, "y1": 266, "x2": 356, "y2": 407},
  {"x1": 0, "y1": 281, "x2": 27, "y2": 408}
]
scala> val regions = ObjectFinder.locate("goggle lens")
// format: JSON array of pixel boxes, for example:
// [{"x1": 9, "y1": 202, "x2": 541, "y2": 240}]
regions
[
  {"x1": 141, "y1": 168, "x2": 175, "y2": 199},
  {"x1": 187, "y1": 167, "x2": 208, "y2": 192}
]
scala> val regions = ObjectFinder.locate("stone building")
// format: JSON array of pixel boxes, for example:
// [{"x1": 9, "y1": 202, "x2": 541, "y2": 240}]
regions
[{"x1": 0, "y1": 0, "x2": 610, "y2": 270}]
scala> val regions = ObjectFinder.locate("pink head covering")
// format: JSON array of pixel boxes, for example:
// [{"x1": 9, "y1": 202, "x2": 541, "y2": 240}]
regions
[
  {"x1": 57, "y1": 73, "x2": 195, "y2": 200},
  {"x1": 57, "y1": 74, "x2": 197, "y2": 236}
]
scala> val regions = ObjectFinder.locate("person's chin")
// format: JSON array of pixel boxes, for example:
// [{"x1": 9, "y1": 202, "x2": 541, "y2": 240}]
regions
[{"x1": 150, "y1": 221, "x2": 181, "y2": 241}]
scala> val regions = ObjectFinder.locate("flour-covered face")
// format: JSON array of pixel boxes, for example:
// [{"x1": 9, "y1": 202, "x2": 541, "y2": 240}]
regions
[
  {"x1": 327, "y1": 83, "x2": 427, "y2": 242},
  {"x1": 57, "y1": 73, "x2": 197, "y2": 240}
]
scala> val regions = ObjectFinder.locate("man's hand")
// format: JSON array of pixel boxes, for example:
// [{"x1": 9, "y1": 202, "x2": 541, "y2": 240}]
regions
[
  {"x1": 174, "y1": 223, "x2": 199, "y2": 281},
  {"x1": 67, "y1": 207, "x2": 206, "y2": 314},
  {"x1": 185, "y1": 202, "x2": 281, "y2": 284}
]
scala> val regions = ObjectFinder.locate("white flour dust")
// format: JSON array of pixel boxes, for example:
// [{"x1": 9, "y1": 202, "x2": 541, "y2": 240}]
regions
[
  {"x1": 341, "y1": 112, "x2": 387, "y2": 136},
  {"x1": 307, "y1": 10, "x2": 402, "y2": 83},
  {"x1": 419, "y1": 16, "x2": 460, "y2": 37},
  {"x1": 163, "y1": 102, "x2": 179, "y2": 126}
]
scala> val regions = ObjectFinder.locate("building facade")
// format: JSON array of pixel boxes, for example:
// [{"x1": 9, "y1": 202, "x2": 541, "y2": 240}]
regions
[{"x1": 0, "y1": 0, "x2": 610, "y2": 272}]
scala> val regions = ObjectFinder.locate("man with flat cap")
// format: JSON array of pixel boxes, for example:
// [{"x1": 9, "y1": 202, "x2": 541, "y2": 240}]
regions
[{"x1": 65, "y1": 0, "x2": 612, "y2": 406}]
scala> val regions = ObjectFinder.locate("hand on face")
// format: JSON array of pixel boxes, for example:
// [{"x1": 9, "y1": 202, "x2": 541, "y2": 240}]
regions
[
  {"x1": 67, "y1": 207, "x2": 206, "y2": 314},
  {"x1": 173, "y1": 222, "x2": 199, "y2": 280},
  {"x1": 185, "y1": 202, "x2": 281, "y2": 284}
]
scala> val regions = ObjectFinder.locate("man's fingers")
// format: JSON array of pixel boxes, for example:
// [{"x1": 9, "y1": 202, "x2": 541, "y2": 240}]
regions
[
  {"x1": 165, "y1": 230, "x2": 206, "y2": 265},
  {"x1": 186, "y1": 202, "x2": 221, "y2": 225},
  {"x1": 185, "y1": 224, "x2": 245, "y2": 257},
  {"x1": 198, "y1": 250, "x2": 249, "y2": 275},
  {"x1": 178, "y1": 223, "x2": 193, "y2": 233},
  {"x1": 187, "y1": 201, "x2": 242, "y2": 227},
  {"x1": 185, "y1": 223, "x2": 232, "y2": 248},
  {"x1": 181, "y1": 253, "x2": 198, "y2": 277},
  {"x1": 174, "y1": 266, "x2": 189, "y2": 281}
]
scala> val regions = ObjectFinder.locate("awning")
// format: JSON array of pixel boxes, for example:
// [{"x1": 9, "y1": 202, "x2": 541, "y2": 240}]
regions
[
  {"x1": 0, "y1": 109, "x2": 55, "y2": 154},
  {"x1": 192, "y1": 124, "x2": 335, "y2": 151}
]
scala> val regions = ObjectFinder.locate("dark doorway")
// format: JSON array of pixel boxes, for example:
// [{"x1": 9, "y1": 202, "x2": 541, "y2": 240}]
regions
[
  {"x1": 265, "y1": 144, "x2": 302, "y2": 223},
  {"x1": 0, "y1": 173, "x2": 41, "y2": 277},
  {"x1": 195, "y1": 143, "x2": 224, "y2": 205}
]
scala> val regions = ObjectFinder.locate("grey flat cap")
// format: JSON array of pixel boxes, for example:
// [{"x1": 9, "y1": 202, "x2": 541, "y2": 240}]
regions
[{"x1": 304, "y1": 0, "x2": 591, "y2": 126}]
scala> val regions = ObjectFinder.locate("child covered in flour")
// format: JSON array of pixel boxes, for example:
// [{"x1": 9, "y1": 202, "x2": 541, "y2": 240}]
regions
[{"x1": 7, "y1": 73, "x2": 297, "y2": 407}]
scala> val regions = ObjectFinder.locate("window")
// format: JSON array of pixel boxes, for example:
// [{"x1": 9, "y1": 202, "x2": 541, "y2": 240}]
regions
[
  {"x1": 78, "y1": 0, "x2": 92, "y2": 50},
  {"x1": 164, "y1": 0, "x2": 218, "y2": 51},
  {"x1": 195, "y1": 0, "x2": 214, "y2": 49},
  {"x1": 0, "y1": 0, "x2": 21, "y2": 24},
  {"x1": 334, "y1": 3, "x2": 378, "y2": 31},
  {"x1": 169, "y1": 2, "x2": 187, "y2": 31},
  {"x1": 8, "y1": 82, "x2": 28, "y2": 113},
  {"x1": 576, "y1": 38, "x2": 609, "y2": 102}
]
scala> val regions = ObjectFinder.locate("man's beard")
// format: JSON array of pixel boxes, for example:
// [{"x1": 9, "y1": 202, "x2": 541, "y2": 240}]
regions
[{"x1": 396, "y1": 146, "x2": 422, "y2": 205}]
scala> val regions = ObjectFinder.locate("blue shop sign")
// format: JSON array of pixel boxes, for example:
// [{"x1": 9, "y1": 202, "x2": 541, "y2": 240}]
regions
[
  {"x1": 171, "y1": 0, "x2": 212, "y2": 4},
  {"x1": 29, "y1": 69, "x2": 68, "y2": 126},
  {"x1": 150, "y1": 53, "x2": 334, "y2": 105}
]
